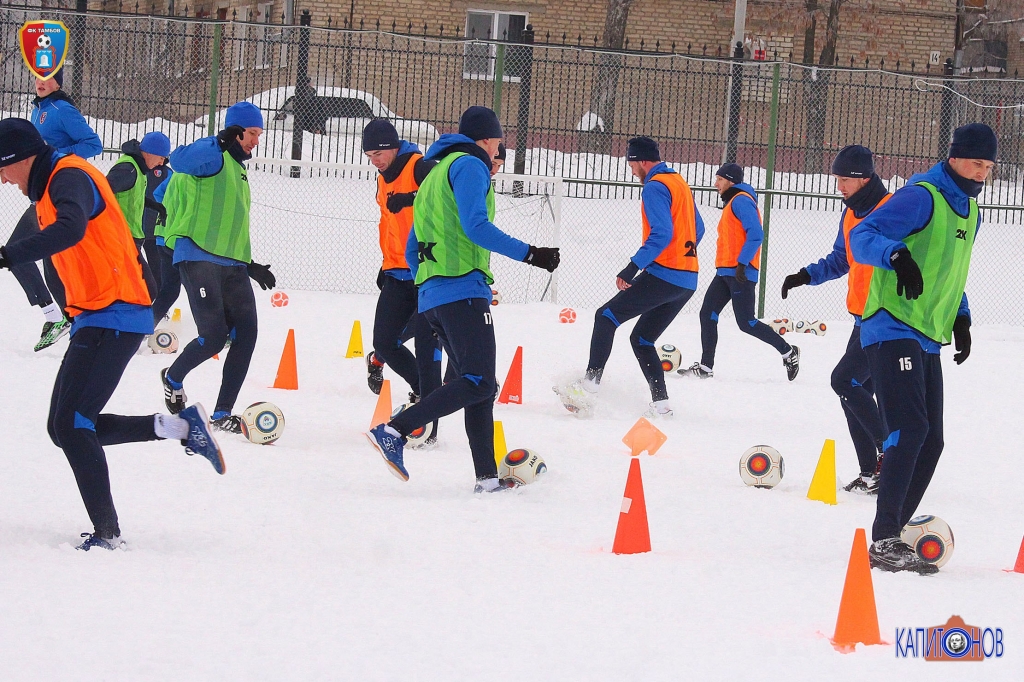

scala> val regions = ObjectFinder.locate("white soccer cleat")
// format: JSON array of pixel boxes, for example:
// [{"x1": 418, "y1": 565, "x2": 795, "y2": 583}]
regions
[{"x1": 553, "y1": 380, "x2": 595, "y2": 417}]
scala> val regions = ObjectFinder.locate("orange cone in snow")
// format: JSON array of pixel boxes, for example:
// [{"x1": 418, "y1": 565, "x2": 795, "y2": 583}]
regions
[
  {"x1": 497, "y1": 346, "x2": 523, "y2": 404},
  {"x1": 612, "y1": 458, "x2": 651, "y2": 555},
  {"x1": 272, "y1": 329, "x2": 298, "y2": 390},
  {"x1": 831, "y1": 528, "x2": 883, "y2": 652},
  {"x1": 370, "y1": 379, "x2": 393, "y2": 429}
]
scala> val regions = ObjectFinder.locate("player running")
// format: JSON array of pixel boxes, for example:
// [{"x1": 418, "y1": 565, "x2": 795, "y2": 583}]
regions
[
  {"x1": 0, "y1": 118, "x2": 224, "y2": 551},
  {"x1": 159, "y1": 102, "x2": 276, "y2": 433},
  {"x1": 780, "y1": 145, "x2": 891, "y2": 494},
  {"x1": 5, "y1": 70, "x2": 103, "y2": 352},
  {"x1": 364, "y1": 106, "x2": 559, "y2": 492},
  {"x1": 851, "y1": 123, "x2": 990, "y2": 574},
  {"x1": 555, "y1": 136, "x2": 703, "y2": 418},
  {"x1": 680, "y1": 163, "x2": 799, "y2": 381}
]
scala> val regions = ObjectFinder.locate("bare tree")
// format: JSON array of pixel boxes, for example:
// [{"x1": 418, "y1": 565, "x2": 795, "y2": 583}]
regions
[
  {"x1": 951, "y1": 0, "x2": 1024, "y2": 72},
  {"x1": 582, "y1": 0, "x2": 638, "y2": 153}
]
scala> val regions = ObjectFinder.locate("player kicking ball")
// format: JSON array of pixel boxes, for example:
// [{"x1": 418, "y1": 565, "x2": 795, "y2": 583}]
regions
[{"x1": 0, "y1": 118, "x2": 224, "y2": 551}]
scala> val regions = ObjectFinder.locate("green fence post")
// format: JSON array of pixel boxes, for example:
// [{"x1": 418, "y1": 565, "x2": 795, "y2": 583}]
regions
[
  {"x1": 207, "y1": 23, "x2": 223, "y2": 137},
  {"x1": 492, "y1": 43, "x2": 506, "y2": 113},
  {"x1": 757, "y1": 61, "x2": 781, "y2": 319}
]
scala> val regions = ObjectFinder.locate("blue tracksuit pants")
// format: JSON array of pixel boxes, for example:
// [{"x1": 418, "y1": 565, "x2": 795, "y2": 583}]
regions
[
  {"x1": 699, "y1": 274, "x2": 790, "y2": 368},
  {"x1": 866, "y1": 339, "x2": 944, "y2": 542},
  {"x1": 388, "y1": 298, "x2": 497, "y2": 480},
  {"x1": 832, "y1": 325, "x2": 885, "y2": 475}
]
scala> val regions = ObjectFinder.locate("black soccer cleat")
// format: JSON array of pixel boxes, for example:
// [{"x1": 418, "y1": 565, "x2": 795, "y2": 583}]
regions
[
  {"x1": 366, "y1": 352, "x2": 384, "y2": 395},
  {"x1": 843, "y1": 475, "x2": 878, "y2": 495},
  {"x1": 161, "y1": 368, "x2": 187, "y2": 414},
  {"x1": 211, "y1": 414, "x2": 243, "y2": 434},
  {"x1": 869, "y1": 538, "x2": 938, "y2": 575},
  {"x1": 783, "y1": 345, "x2": 801, "y2": 381},
  {"x1": 679, "y1": 362, "x2": 713, "y2": 379}
]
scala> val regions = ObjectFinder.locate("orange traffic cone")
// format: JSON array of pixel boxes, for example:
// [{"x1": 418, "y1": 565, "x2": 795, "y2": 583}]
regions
[
  {"x1": 831, "y1": 528, "x2": 883, "y2": 652},
  {"x1": 612, "y1": 458, "x2": 651, "y2": 554},
  {"x1": 497, "y1": 346, "x2": 523, "y2": 404},
  {"x1": 272, "y1": 329, "x2": 298, "y2": 390},
  {"x1": 622, "y1": 417, "x2": 667, "y2": 456},
  {"x1": 370, "y1": 379, "x2": 393, "y2": 429},
  {"x1": 1012, "y1": 535, "x2": 1024, "y2": 573}
]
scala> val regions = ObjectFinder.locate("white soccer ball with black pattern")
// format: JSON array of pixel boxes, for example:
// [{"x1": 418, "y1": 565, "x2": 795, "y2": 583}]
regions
[
  {"x1": 37, "y1": 35, "x2": 51, "y2": 49},
  {"x1": 658, "y1": 344, "x2": 682, "y2": 371},
  {"x1": 795, "y1": 319, "x2": 827, "y2": 336},
  {"x1": 240, "y1": 401, "x2": 286, "y2": 444},
  {"x1": 739, "y1": 445, "x2": 785, "y2": 488},
  {"x1": 900, "y1": 514, "x2": 955, "y2": 568},
  {"x1": 391, "y1": 403, "x2": 434, "y2": 447},
  {"x1": 147, "y1": 329, "x2": 178, "y2": 353},
  {"x1": 498, "y1": 448, "x2": 547, "y2": 485}
]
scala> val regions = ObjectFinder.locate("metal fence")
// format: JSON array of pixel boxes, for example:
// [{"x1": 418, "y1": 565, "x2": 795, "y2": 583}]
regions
[{"x1": 0, "y1": 5, "x2": 1022, "y2": 325}]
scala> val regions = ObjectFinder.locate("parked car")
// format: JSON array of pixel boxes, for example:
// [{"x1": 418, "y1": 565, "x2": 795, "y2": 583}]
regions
[{"x1": 203, "y1": 86, "x2": 439, "y2": 149}]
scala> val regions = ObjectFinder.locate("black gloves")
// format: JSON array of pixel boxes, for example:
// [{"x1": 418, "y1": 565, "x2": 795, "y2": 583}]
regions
[
  {"x1": 617, "y1": 262, "x2": 639, "y2": 283},
  {"x1": 0, "y1": 245, "x2": 9, "y2": 270},
  {"x1": 247, "y1": 261, "x2": 276, "y2": 290},
  {"x1": 781, "y1": 268, "x2": 811, "y2": 299},
  {"x1": 523, "y1": 246, "x2": 560, "y2": 272},
  {"x1": 217, "y1": 125, "x2": 246, "y2": 151},
  {"x1": 386, "y1": 192, "x2": 416, "y2": 214},
  {"x1": 890, "y1": 248, "x2": 923, "y2": 300},
  {"x1": 952, "y1": 315, "x2": 971, "y2": 365},
  {"x1": 734, "y1": 262, "x2": 748, "y2": 283},
  {"x1": 376, "y1": 268, "x2": 385, "y2": 290}
]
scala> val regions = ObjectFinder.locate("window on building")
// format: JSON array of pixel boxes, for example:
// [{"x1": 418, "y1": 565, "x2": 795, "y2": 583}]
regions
[
  {"x1": 232, "y1": 6, "x2": 249, "y2": 71},
  {"x1": 463, "y1": 10, "x2": 528, "y2": 80},
  {"x1": 255, "y1": 2, "x2": 274, "y2": 69}
]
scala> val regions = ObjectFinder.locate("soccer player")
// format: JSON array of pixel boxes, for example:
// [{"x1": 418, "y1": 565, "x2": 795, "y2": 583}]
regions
[
  {"x1": 850, "y1": 123, "x2": 990, "y2": 574},
  {"x1": 555, "y1": 136, "x2": 703, "y2": 417},
  {"x1": 0, "y1": 118, "x2": 223, "y2": 551},
  {"x1": 680, "y1": 163, "x2": 799, "y2": 381},
  {"x1": 362, "y1": 119, "x2": 438, "y2": 402},
  {"x1": 5, "y1": 70, "x2": 103, "y2": 351},
  {"x1": 159, "y1": 102, "x2": 276, "y2": 433},
  {"x1": 780, "y1": 145, "x2": 891, "y2": 494},
  {"x1": 364, "y1": 106, "x2": 560, "y2": 492},
  {"x1": 106, "y1": 131, "x2": 173, "y2": 300}
]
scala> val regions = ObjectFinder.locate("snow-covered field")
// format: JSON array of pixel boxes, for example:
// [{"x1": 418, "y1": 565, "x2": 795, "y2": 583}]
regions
[{"x1": 1, "y1": 273, "x2": 1022, "y2": 680}]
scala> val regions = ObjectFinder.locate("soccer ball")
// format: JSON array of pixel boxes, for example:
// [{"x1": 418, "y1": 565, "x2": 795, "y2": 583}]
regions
[
  {"x1": 739, "y1": 445, "x2": 785, "y2": 488},
  {"x1": 795, "y1": 319, "x2": 827, "y2": 336},
  {"x1": 270, "y1": 291, "x2": 289, "y2": 307},
  {"x1": 240, "y1": 401, "x2": 286, "y2": 444},
  {"x1": 498, "y1": 448, "x2": 547, "y2": 485},
  {"x1": 490, "y1": 288, "x2": 502, "y2": 306},
  {"x1": 148, "y1": 329, "x2": 178, "y2": 354},
  {"x1": 769, "y1": 318, "x2": 794, "y2": 334},
  {"x1": 391, "y1": 403, "x2": 434, "y2": 448},
  {"x1": 559, "y1": 307, "x2": 576, "y2": 323},
  {"x1": 658, "y1": 344, "x2": 682, "y2": 371},
  {"x1": 901, "y1": 515, "x2": 955, "y2": 568},
  {"x1": 37, "y1": 35, "x2": 51, "y2": 49}
]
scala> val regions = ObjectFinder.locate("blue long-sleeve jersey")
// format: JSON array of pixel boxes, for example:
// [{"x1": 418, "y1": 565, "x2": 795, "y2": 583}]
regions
[
  {"x1": 168, "y1": 136, "x2": 224, "y2": 177},
  {"x1": 849, "y1": 162, "x2": 974, "y2": 353},
  {"x1": 407, "y1": 134, "x2": 530, "y2": 312},
  {"x1": 31, "y1": 93, "x2": 102, "y2": 159},
  {"x1": 717, "y1": 183, "x2": 763, "y2": 282},
  {"x1": 630, "y1": 163, "x2": 704, "y2": 290}
]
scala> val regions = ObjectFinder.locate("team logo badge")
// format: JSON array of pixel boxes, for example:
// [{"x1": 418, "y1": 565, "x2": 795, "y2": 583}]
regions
[{"x1": 19, "y1": 21, "x2": 70, "y2": 81}]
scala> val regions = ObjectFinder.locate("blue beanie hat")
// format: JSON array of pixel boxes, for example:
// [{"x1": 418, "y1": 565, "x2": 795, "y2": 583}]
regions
[
  {"x1": 139, "y1": 131, "x2": 171, "y2": 157},
  {"x1": 458, "y1": 106, "x2": 503, "y2": 141},
  {"x1": 626, "y1": 136, "x2": 660, "y2": 162},
  {"x1": 0, "y1": 118, "x2": 48, "y2": 167},
  {"x1": 949, "y1": 123, "x2": 997, "y2": 162},
  {"x1": 362, "y1": 119, "x2": 400, "y2": 151},
  {"x1": 830, "y1": 144, "x2": 874, "y2": 178},
  {"x1": 225, "y1": 101, "x2": 264, "y2": 130},
  {"x1": 716, "y1": 163, "x2": 743, "y2": 184}
]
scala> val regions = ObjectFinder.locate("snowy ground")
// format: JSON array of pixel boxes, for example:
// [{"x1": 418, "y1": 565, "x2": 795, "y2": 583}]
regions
[{"x1": 1, "y1": 274, "x2": 1022, "y2": 680}]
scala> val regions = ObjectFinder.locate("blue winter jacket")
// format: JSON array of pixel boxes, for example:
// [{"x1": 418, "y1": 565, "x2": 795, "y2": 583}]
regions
[
  {"x1": 717, "y1": 182, "x2": 763, "y2": 283},
  {"x1": 406, "y1": 133, "x2": 529, "y2": 313},
  {"x1": 631, "y1": 163, "x2": 705, "y2": 290},
  {"x1": 31, "y1": 93, "x2": 102, "y2": 159},
  {"x1": 849, "y1": 162, "x2": 974, "y2": 353}
]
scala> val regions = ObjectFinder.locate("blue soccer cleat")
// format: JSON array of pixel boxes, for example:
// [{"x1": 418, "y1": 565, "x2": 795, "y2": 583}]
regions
[
  {"x1": 365, "y1": 424, "x2": 409, "y2": 481},
  {"x1": 180, "y1": 403, "x2": 226, "y2": 474}
]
